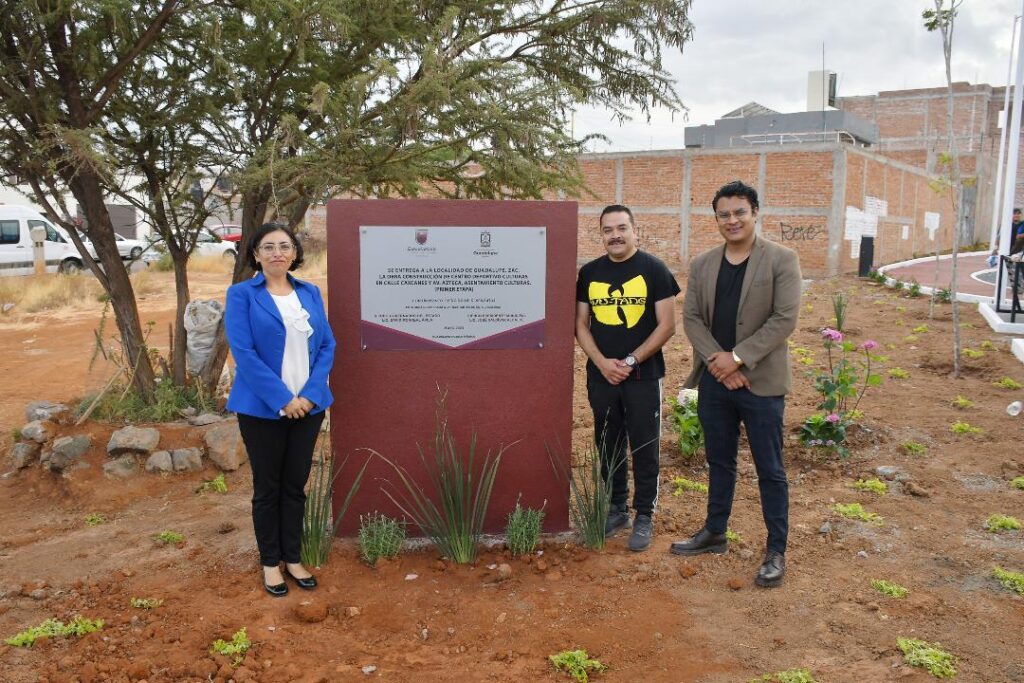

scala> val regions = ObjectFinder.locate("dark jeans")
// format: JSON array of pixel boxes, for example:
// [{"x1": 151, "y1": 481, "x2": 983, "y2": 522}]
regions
[
  {"x1": 698, "y1": 372, "x2": 789, "y2": 553},
  {"x1": 237, "y1": 411, "x2": 325, "y2": 567},
  {"x1": 588, "y1": 377, "x2": 663, "y2": 517}
]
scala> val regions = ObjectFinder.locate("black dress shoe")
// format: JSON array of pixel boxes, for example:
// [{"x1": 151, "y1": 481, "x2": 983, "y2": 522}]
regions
[
  {"x1": 263, "y1": 578, "x2": 288, "y2": 597},
  {"x1": 755, "y1": 550, "x2": 786, "y2": 587},
  {"x1": 285, "y1": 567, "x2": 318, "y2": 590},
  {"x1": 669, "y1": 528, "x2": 728, "y2": 556}
]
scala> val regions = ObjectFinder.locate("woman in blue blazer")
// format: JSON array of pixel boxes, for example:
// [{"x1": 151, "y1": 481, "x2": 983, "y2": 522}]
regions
[{"x1": 225, "y1": 222, "x2": 336, "y2": 597}]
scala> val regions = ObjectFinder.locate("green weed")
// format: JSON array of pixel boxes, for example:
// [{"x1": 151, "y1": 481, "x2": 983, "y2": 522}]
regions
[
  {"x1": 549, "y1": 433, "x2": 625, "y2": 552},
  {"x1": 981, "y1": 340, "x2": 997, "y2": 351},
  {"x1": 912, "y1": 324, "x2": 930, "y2": 334},
  {"x1": 725, "y1": 528, "x2": 743, "y2": 544},
  {"x1": 672, "y1": 477, "x2": 709, "y2": 495},
  {"x1": 302, "y1": 436, "x2": 367, "y2": 568},
  {"x1": 992, "y1": 566, "x2": 1024, "y2": 596},
  {"x1": 130, "y1": 597, "x2": 164, "y2": 609},
  {"x1": 832, "y1": 292, "x2": 848, "y2": 332},
  {"x1": 935, "y1": 287, "x2": 952, "y2": 303},
  {"x1": 994, "y1": 377, "x2": 1023, "y2": 390},
  {"x1": 901, "y1": 441, "x2": 927, "y2": 456},
  {"x1": 549, "y1": 649, "x2": 606, "y2": 682},
  {"x1": 891, "y1": 280, "x2": 905, "y2": 291},
  {"x1": 152, "y1": 530, "x2": 184, "y2": 545},
  {"x1": 960, "y1": 321, "x2": 976, "y2": 329},
  {"x1": 853, "y1": 478, "x2": 887, "y2": 494},
  {"x1": 5, "y1": 616, "x2": 104, "y2": 647},
  {"x1": 907, "y1": 281, "x2": 922, "y2": 298},
  {"x1": 197, "y1": 473, "x2": 227, "y2": 494},
  {"x1": 11, "y1": 426, "x2": 22, "y2": 441},
  {"x1": 871, "y1": 579, "x2": 909, "y2": 598},
  {"x1": 984, "y1": 514, "x2": 1021, "y2": 532},
  {"x1": 962, "y1": 348, "x2": 984, "y2": 359},
  {"x1": 210, "y1": 627, "x2": 250, "y2": 667},
  {"x1": 832, "y1": 503, "x2": 883, "y2": 525},
  {"x1": 903, "y1": 334, "x2": 919, "y2": 343},
  {"x1": 78, "y1": 377, "x2": 215, "y2": 424},
  {"x1": 505, "y1": 501, "x2": 544, "y2": 557},
  {"x1": 1011, "y1": 476, "x2": 1024, "y2": 490},
  {"x1": 749, "y1": 670, "x2": 817, "y2": 683},
  {"x1": 667, "y1": 391, "x2": 703, "y2": 459},
  {"x1": 952, "y1": 396, "x2": 974, "y2": 409},
  {"x1": 358, "y1": 512, "x2": 406, "y2": 566},
  {"x1": 897, "y1": 638, "x2": 957, "y2": 678},
  {"x1": 84, "y1": 513, "x2": 106, "y2": 527},
  {"x1": 889, "y1": 368, "x2": 909, "y2": 379},
  {"x1": 950, "y1": 421, "x2": 981, "y2": 435}
]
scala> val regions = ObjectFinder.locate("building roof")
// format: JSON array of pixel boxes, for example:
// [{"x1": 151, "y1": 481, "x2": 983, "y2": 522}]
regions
[{"x1": 720, "y1": 102, "x2": 780, "y2": 119}]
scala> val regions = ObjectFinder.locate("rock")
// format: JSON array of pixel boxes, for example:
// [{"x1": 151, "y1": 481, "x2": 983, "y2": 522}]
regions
[
  {"x1": 233, "y1": 666, "x2": 254, "y2": 682},
  {"x1": 361, "y1": 665, "x2": 377, "y2": 675},
  {"x1": 107, "y1": 426, "x2": 160, "y2": 456},
  {"x1": 103, "y1": 454, "x2": 139, "y2": 479},
  {"x1": 21, "y1": 420, "x2": 54, "y2": 444},
  {"x1": 145, "y1": 451, "x2": 173, "y2": 473},
  {"x1": 904, "y1": 481, "x2": 931, "y2": 498},
  {"x1": 293, "y1": 601, "x2": 327, "y2": 623},
  {"x1": 29, "y1": 588, "x2": 46, "y2": 600},
  {"x1": 819, "y1": 521, "x2": 832, "y2": 534},
  {"x1": 404, "y1": 573, "x2": 418, "y2": 581},
  {"x1": 171, "y1": 448, "x2": 203, "y2": 472},
  {"x1": 874, "y1": 465, "x2": 899, "y2": 480},
  {"x1": 203, "y1": 421, "x2": 246, "y2": 471},
  {"x1": 1, "y1": 302, "x2": 14, "y2": 313},
  {"x1": 25, "y1": 401, "x2": 69, "y2": 423},
  {"x1": 493, "y1": 563, "x2": 513, "y2": 582},
  {"x1": 43, "y1": 435, "x2": 92, "y2": 471},
  {"x1": 856, "y1": 550, "x2": 869, "y2": 559},
  {"x1": 179, "y1": 407, "x2": 197, "y2": 418},
  {"x1": 726, "y1": 578, "x2": 744, "y2": 591},
  {"x1": 187, "y1": 413, "x2": 222, "y2": 426},
  {"x1": 678, "y1": 563, "x2": 697, "y2": 578},
  {"x1": 10, "y1": 442, "x2": 41, "y2": 469},
  {"x1": 343, "y1": 606, "x2": 361, "y2": 618}
]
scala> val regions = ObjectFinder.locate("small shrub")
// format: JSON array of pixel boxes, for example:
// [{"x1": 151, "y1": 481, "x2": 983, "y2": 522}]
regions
[
  {"x1": 666, "y1": 389, "x2": 703, "y2": 459},
  {"x1": 981, "y1": 340, "x2": 997, "y2": 351},
  {"x1": 950, "y1": 421, "x2": 981, "y2": 435},
  {"x1": 935, "y1": 287, "x2": 952, "y2": 303},
  {"x1": 871, "y1": 579, "x2": 909, "y2": 598},
  {"x1": 11, "y1": 426, "x2": 22, "y2": 441},
  {"x1": 889, "y1": 368, "x2": 909, "y2": 380},
  {"x1": 984, "y1": 514, "x2": 1021, "y2": 532},
  {"x1": 896, "y1": 305, "x2": 906, "y2": 313},
  {"x1": 549, "y1": 433, "x2": 625, "y2": 552},
  {"x1": 1011, "y1": 476, "x2": 1024, "y2": 490},
  {"x1": 197, "y1": 473, "x2": 227, "y2": 494},
  {"x1": 994, "y1": 377, "x2": 1023, "y2": 390},
  {"x1": 358, "y1": 512, "x2": 406, "y2": 566},
  {"x1": 952, "y1": 395, "x2": 974, "y2": 410},
  {"x1": 152, "y1": 530, "x2": 184, "y2": 545},
  {"x1": 992, "y1": 566, "x2": 1024, "y2": 596},
  {"x1": 84, "y1": 513, "x2": 106, "y2": 527},
  {"x1": 912, "y1": 324, "x2": 929, "y2": 334},
  {"x1": 5, "y1": 616, "x2": 104, "y2": 647},
  {"x1": 130, "y1": 597, "x2": 164, "y2": 609},
  {"x1": 831, "y1": 292, "x2": 848, "y2": 332},
  {"x1": 749, "y1": 670, "x2": 817, "y2": 683},
  {"x1": 81, "y1": 378, "x2": 214, "y2": 424},
  {"x1": 903, "y1": 334, "x2": 919, "y2": 343},
  {"x1": 907, "y1": 280, "x2": 922, "y2": 298},
  {"x1": 672, "y1": 477, "x2": 708, "y2": 495},
  {"x1": 725, "y1": 528, "x2": 743, "y2": 544},
  {"x1": 962, "y1": 348, "x2": 984, "y2": 359},
  {"x1": 832, "y1": 503, "x2": 883, "y2": 525},
  {"x1": 960, "y1": 321, "x2": 976, "y2": 329},
  {"x1": 853, "y1": 478, "x2": 887, "y2": 495},
  {"x1": 901, "y1": 441, "x2": 927, "y2": 456},
  {"x1": 505, "y1": 501, "x2": 544, "y2": 557},
  {"x1": 891, "y1": 280, "x2": 905, "y2": 291},
  {"x1": 549, "y1": 649, "x2": 606, "y2": 682},
  {"x1": 210, "y1": 627, "x2": 250, "y2": 667},
  {"x1": 303, "y1": 437, "x2": 367, "y2": 568},
  {"x1": 897, "y1": 638, "x2": 957, "y2": 679}
]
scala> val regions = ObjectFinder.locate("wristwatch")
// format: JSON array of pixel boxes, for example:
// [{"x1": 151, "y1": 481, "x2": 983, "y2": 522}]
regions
[
  {"x1": 732, "y1": 351, "x2": 743, "y2": 366},
  {"x1": 624, "y1": 354, "x2": 637, "y2": 367}
]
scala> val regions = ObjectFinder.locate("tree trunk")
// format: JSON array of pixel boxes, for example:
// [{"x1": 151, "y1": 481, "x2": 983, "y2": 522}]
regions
[{"x1": 170, "y1": 245, "x2": 191, "y2": 386}]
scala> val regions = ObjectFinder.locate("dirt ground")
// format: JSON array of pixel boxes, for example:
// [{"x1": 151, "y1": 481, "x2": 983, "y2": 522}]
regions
[{"x1": 0, "y1": 267, "x2": 1022, "y2": 683}]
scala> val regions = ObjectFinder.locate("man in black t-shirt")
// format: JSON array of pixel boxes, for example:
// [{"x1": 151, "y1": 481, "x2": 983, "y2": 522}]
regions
[{"x1": 575, "y1": 204, "x2": 681, "y2": 552}]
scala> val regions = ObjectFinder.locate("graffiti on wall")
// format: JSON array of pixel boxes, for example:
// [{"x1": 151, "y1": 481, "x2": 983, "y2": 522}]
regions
[{"x1": 779, "y1": 221, "x2": 824, "y2": 242}]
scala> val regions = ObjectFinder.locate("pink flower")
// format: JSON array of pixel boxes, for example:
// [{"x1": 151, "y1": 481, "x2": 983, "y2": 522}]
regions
[
  {"x1": 860, "y1": 340, "x2": 879, "y2": 351},
  {"x1": 821, "y1": 328, "x2": 843, "y2": 342},
  {"x1": 826, "y1": 413, "x2": 841, "y2": 423}
]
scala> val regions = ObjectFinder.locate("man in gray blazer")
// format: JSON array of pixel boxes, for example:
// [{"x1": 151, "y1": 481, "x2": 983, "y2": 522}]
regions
[{"x1": 669, "y1": 180, "x2": 801, "y2": 588}]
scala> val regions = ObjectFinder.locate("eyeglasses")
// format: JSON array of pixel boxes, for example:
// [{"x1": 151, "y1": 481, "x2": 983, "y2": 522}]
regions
[
  {"x1": 258, "y1": 242, "x2": 294, "y2": 255},
  {"x1": 715, "y1": 209, "x2": 751, "y2": 221}
]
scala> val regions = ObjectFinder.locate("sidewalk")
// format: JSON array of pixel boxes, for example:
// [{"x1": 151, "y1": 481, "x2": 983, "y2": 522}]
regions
[{"x1": 883, "y1": 253, "x2": 994, "y2": 298}]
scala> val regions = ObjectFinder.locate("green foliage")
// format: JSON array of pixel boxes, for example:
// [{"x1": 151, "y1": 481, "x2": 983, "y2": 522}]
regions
[
  {"x1": 666, "y1": 389, "x2": 703, "y2": 459},
  {"x1": 961, "y1": 348, "x2": 983, "y2": 359},
  {"x1": 891, "y1": 279, "x2": 905, "y2": 291},
  {"x1": 984, "y1": 514, "x2": 1021, "y2": 532},
  {"x1": 901, "y1": 441, "x2": 927, "y2": 456},
  {"x1": 935, "y1": 287, "x2": 952, "y2": 303},
  {"x1": 358, "y1": 512, "x2": 406, "y2": 566},
  {"x1": 79, "y1": 378, "x2": 214, "y2": 424},
  {"x1": 5, "y1": 616, "x2": 104, "y2": 647},
  {"x1": 897, "y1": 637, "x2": 957, "y2": 679},
  {"x1": 800, "y1": 413, "x2": 849, "y2": 457},
  {"x1": 210, "y1": 627, "x2": 250, "y2": 667},
  {"x1": 152, "y1": 530, "x2": 183, "y2": 545},
  {"x1": 197, "y1": 473, "x2": 227, "y2": 494},
  {"x1": 130, "y1": 597, "x2": 164, "y2": 609},
  {"x1": 832, "y1": 503, "x2": 883, "y2": 525},
  {"x1": 871, "y1": 579, "x2": 909, "y2": 598},
  {"x1": 550, "y1": 435, "x2": 624, "y2": 551},
  {"x1": 912, "y1": 324, "x2": 930, "y2": 334},
  {"x1": 994, "y1": 377, "x2": 1023, "y2": 390},
  {"x1": 853, "y1": 478, "x2": 887, "y2": 495},
  {"x1": 302, "y1": 436, "x2": 367, "y2": 568},
  {"x1": 505, "y1": 501, "x2": 544, "y2": 557},
  {"x1": 1011, "y1": 476, "x2": 1024, "y2": 490},
  {"x1": 904, "y1": 334, "x2": 919, "y2": 343},
  {"x1": 867, "y1": 269, "x2": 888, "y2": 284},
  {"x1": 981, "y1": 340, "x2": 997, "y2": 351},
  {"x1": 749, "y1": 670, "x2": 817, "y2": 683},
  {"x1": 549, "y1": 649, "x2": 607, "y2": 682},
  {"x1": 831, "y1": 292, "x2": 848, "y2": 332},
  {"x1": 84, "y1": 513, "x2": 106, "y2": 527},
  {"x1": 152, "y1": 252, "x2": 174, "y2": 272},
  {"x1": 949, "y1": 421, "x2": 981, "y2": 435},
  {"x1": 952, "y1": 395, "x2": 974, "y2": 409},
  {"x1": 889, "y1": 368, "x2": 909, "y2": 379},
  {"x1": 383, "y1": 397, "x2": 506, "y2": 564},
  {"x1": 672, "y1": 477, "x2": 708, "y2": 495},
  {"x1": 11, "y1": 426, "x2": 22, "y2": 441},
  {"x1": 725, "y1": 528, "x2": 743, "y2": 544},
  {"x1": 992, "y1": 566, "x2": 1024, "y2": 596},
  {"x1": 907, "y1": 280, "x2": 922, "y2": 298}
]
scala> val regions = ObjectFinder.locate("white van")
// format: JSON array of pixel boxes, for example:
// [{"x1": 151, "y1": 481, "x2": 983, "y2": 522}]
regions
[{"x1": 0, "y1": 205, "x2": 84, "y2": 276}]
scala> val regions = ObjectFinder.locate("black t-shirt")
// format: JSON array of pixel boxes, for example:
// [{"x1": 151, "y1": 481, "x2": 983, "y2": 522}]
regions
[
  {"x1": 711, "y1": 254, "x2": 748, "y2": 351},
  {"x1": 576, "y1": 250, "x2": 681, "y2": 382}
]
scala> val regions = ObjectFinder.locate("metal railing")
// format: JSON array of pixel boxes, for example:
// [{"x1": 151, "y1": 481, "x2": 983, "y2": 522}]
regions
[{"x1": 729, "y1": 130, "x2": 859, "y2": 146}]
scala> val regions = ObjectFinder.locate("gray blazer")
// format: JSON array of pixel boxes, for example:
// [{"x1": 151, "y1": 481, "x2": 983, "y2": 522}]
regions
[{"x1": 683, "y1": 237, "x2": 801, "y2": 396}]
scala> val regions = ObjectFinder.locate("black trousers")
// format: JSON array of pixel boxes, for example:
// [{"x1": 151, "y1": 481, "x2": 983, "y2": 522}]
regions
[
  {"x1": 698, "y1": 372, "x2": 789, "y2": 554},
  {"x1": 237, "y1": 411, "x2": 325, "y2": 567},
  {"x1": 587, "y1": 377, "x2": 663, "y2": 517}
]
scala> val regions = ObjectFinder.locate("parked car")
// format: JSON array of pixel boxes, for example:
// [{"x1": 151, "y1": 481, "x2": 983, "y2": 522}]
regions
[
  {"x1": 0, "y1": 205, "x2": 84, "y2": 275},
  {"x1": 147, "y1": 228, "x2": 237, "y2": 261},
  {"x1": 209, "y1": 224, "x2": 243, "y2": 243},
  {"x1": 77, "y1": 233, "x2": 149, "y2": 261}
]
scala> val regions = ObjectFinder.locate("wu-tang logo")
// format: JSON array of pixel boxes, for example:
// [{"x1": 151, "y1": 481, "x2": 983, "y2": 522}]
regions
[{"x1": 589, "y1": 276, "x2": 647, "y2": 328}]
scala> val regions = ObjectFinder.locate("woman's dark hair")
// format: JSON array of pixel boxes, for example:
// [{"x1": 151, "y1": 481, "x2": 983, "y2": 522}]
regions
[{"x1": 245, "y1": 222, "x2": 304, "y2": 272}]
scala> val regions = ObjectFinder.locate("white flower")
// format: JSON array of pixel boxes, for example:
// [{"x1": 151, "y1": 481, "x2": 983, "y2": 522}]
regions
[{"x1": 677, "y1": 388, "x2": 699, "y2": 405}]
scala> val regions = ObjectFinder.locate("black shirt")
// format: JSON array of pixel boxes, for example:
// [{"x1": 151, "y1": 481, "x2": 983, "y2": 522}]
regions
[
  {"x1": 711, "y1": 254, "x2": 748, "y2": 352},
  {"x1": 576, "y1": 250, "x2": 681, "y2": 383}
]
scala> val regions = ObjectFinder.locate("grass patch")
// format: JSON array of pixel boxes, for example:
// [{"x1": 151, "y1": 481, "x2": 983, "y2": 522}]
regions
[
  {"x1": 358, "y1": 512, "x2": 406, "y2": 566},
  {"x1": 992, "y1": 567, "x2": 1024, "y2": 596},
  {"x1": 853, "y1": 478, "x2": 887, "y2": 494},
  {"x1": 505, "y1": 500, "x2": 544, "y2": 557},
  {"x1": 889, "y1": 367, "x2": 910, "y2": 379},
  {"x1": 550, "y1": 435, "x2": 624, "y2": 552},
  {"x1": 725, "y1": 528, "x2": 743, "y2": 544},
  {"x1": 84, "y1": 513, "x2": 106, "y2": 527},
  {"x1": 1011, "y1": 476, "x2": 1024, "y2": 490},
  {"x1": 911, "y1": 324, "x2": 929, "y2": 334},
  {"x1": 962, "y1": 348, "x2": 984, "y2": 359},
  {"x1": 832, "y1": 503, "x2": 883, "y2": 525},
  {"x1": 951, "y1": 395, "x2": 974, "y2": 410},
  {"x1": 871, "y1": 579, "x2": 909, "y2": 598},
  {"x1": 210, "y1": 627, "x2": 250, "y2": 667},
  {"x1": 549, "y1": 649, "x2": 606, "y2": 682},
  {"x1": 994, "y1": 377, "x2": 1023, "y2": 390},
  {"x1": 901, "y1": 441, "x2": 927, "y2": 456},
  {"x1": 196, "y1": 473, "x2": 227, "y2": 494},
  {"x1": 80, "y1": 378, "x2": 215, "y2": 424},
  {"x1": 130, "y1": 597, "x2": 164, "y2": 609},
  {"x1": 152, "y1": 530, "x2": 184, "y2": 545},
  {"x1": 672, "y1": 477, "x2": 709, "y2": 495},
  {"x1": 950, "y1": 421, "x2": 981, "y2": 435},
  {"x1": 903, "y1": 334, "x2": 919, "y2": 343},
  {"x1": 4, "y1": 616, "x2": 104, "y2": 647},
  {"x1": 749, "y1": 670, "x2": 817, "y2": 683},
  {"x1": 984, "y1": 514, "x2": 1021, "y2": 532},
  {"x1": 981, "y1": 340, "x2": 997, "y2": 351},
  {"x1": 0, "y1": 274, "x2": 104, "y2": 315},
  {"x1": 897, "y1": 638, "x2": 957, "y2": 678}
]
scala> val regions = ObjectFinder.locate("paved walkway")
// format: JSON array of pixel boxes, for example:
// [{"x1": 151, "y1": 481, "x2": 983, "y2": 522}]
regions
[{"x1": 884, "y1": 252, "x2": 996, "y2": 297}]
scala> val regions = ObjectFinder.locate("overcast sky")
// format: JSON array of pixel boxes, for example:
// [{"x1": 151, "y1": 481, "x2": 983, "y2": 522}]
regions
[{"x1": 577, "y1": 0, "x2": 1022, "y2": 152}]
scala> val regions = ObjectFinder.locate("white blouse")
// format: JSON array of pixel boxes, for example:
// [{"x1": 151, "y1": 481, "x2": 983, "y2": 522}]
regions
[{"x1": 270, "y1": 290, "x2": 313, "y2": 414}]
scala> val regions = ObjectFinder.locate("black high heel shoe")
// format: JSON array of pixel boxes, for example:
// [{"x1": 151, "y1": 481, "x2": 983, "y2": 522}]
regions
[
  {"x1": 263, "y1": 569, "x2": 288, "y2": 597},
  {"x1": 284, "y1": 566, "x2": 318, "y2": 590}
]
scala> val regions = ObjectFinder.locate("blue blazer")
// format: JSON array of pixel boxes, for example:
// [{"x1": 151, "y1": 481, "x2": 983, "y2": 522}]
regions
[{"x1": 224, "y1": 272, "x2": 336, "y2": 419}]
